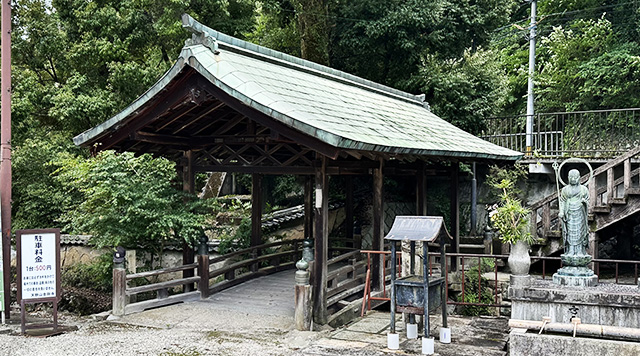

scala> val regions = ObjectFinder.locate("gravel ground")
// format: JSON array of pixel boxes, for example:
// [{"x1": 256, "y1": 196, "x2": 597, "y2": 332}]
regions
[{"x1": 0, "y1": 302, "x2": 326, "y2": 356}]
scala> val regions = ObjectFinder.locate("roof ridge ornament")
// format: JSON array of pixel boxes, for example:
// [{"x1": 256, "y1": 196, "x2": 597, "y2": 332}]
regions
[
  {"x1": 182, "y1": 14, "x2": 220, "y2": 54},
  {"x1": 416, "y1": 94, "x2": 431, "y2": 111}
]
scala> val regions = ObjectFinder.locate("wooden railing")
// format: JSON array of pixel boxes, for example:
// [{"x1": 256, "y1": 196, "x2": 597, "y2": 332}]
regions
[
  {"x1": 113, "y1": 261, "x2": 202, "y2": 316},
  {"x1": 112, "y1": 239, "x2": 303, "y2": 316},
  {"x1": 326, "y1": 249, "x2": 367, "y2": 308},
  {"x1": 207, "y1": 239, "x2": 303, "y2": 295},
  {"x1": 529, "y1": 146, "x2": 640, "y2": 248}
]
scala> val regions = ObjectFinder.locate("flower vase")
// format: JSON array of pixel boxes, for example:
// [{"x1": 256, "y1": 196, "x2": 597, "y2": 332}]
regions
[{"x1": 508, "y1": 240, "x2": 531, "y2": 276}]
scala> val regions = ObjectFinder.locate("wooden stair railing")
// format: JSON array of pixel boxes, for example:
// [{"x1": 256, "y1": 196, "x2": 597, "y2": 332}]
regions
[{"x1": 528, "y1": 146, "x2": 640, "y2": 255}]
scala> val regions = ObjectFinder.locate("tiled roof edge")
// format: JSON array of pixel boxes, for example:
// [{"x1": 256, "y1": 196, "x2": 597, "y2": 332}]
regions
[{"x1": 181, "y1": 14, "x2": 428, "y2": 107}]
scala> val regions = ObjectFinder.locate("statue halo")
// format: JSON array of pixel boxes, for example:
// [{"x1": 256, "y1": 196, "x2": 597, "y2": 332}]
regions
[{"x1": 556, "y1": 158, "x2": 594, "y2": 187}]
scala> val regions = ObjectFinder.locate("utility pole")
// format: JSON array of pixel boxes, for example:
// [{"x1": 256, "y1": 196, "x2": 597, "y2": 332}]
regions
[
  {"x1": 1, "y1": 0, "x2": 12, "y2": 318},
  {"x1": 525, "y1": 0, "x2": 537, "y2": 155}
]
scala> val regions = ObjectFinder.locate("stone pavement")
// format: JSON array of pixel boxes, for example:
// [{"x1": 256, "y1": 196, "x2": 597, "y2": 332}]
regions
[{"x1": 303, "y1": 311, "x2": 509, "y2": 356}]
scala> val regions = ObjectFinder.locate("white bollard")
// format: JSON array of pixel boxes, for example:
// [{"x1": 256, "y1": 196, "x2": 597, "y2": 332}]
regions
[
  {"x1": 387, "y1": 333, "x2": 400, "y2": 350},
  {"x1": 407, "y1": 323, "x2": 418, "y2": 339},
  {"x1": 422, "y1": 337, "x2": 435, "y2": 355},
  {"x1": 440, "y1": 327, "x2": 451, "y2": 344}
]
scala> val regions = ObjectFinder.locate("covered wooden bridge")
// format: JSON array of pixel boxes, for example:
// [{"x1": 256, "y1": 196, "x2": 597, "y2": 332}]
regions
[{"x1": 74, "y1": 15, "x2": 521, "y2": 324}]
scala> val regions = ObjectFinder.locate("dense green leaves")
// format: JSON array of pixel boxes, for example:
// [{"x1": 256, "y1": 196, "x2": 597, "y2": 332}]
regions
[
  {"x1": 55, "y1": 151, "x2": 213, "y2": 251},
  {"x1": 9, "y1": 0, "x2": 640, "y2": 245}
]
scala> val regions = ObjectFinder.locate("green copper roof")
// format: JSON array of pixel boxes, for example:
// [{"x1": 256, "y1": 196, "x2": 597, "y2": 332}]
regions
[{"x1": 74, "y1": 15, "x2": 522, "y2": 161}]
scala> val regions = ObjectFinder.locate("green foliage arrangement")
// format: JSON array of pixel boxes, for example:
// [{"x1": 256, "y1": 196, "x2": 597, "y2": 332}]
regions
[
  {"x1": 55, "y1": 151, "x2": 213, "y2": 253},
  {"x1": 487, "y1": 165, "x2": 533, "y2": 245}
]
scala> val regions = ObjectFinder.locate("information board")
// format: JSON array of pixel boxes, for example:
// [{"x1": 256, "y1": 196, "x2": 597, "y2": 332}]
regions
[{"x1": 17, "y1": 229, "x2": 60, "y2": 302}]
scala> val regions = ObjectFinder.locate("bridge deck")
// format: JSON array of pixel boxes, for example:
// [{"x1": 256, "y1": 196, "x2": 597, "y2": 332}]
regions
[{"x1": 203, "y1": 269, "x2": 295, "y2": 317}]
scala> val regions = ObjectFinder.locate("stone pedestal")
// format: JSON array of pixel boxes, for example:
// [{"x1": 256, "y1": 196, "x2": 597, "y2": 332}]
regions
[
  {"x1": 552, "y1": 273, "x2": 598, "y2": 287},
  {"x1": 552, "y1": 253, "x2": 598, "y2": 287},
  {"x1": 510, "y1": 274, "x2": 531, "y2": 288},
  {"x1": 509, "y1": 280, "x2": 640, "y2": 327}
]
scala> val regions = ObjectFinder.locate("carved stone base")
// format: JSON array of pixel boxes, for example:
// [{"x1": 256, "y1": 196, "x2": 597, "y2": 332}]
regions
[
  {"x1": 552, "y1": 273, "x2": 598, "y2": 287},
  {"x1": 510, "y1": 274, "x2": 531, "y2": 288}
]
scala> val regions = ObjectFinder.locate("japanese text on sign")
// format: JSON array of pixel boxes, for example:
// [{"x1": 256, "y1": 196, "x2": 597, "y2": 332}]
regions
[{"x1": 20, "y1": 233, "x2": 57, "y2": 300}]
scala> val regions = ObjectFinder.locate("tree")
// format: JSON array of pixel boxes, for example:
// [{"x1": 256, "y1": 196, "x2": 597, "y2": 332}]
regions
[
  {"x1": 55, "y1": 151, "x2": 213, "y2": 253},
  {"x1": 420, "y1": 49, "x2": 509, "y2": 134}
]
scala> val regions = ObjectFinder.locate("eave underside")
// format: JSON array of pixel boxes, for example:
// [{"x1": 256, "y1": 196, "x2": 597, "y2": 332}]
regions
[{"x1": 85, "y1": 68, "x2": 509, "y2": 174}]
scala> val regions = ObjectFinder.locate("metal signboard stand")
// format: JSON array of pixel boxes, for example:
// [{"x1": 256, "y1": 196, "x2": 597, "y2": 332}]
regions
[{"x1": 16, "y1": 228, "x2": 61, "y2": 335}]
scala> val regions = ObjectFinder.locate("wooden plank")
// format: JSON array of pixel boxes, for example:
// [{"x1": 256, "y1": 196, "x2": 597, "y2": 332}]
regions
[
  {"x1": 304, "y1": 176, "x2": 313, "y2": 239},
  {"x1": 589, "y1": 178, "x2": 596, "y2": 211},
  {"x1": 126, "y1": 276, "x2": 200, "y2": 296},
  {"x1": 416, "y1": 161, "x2": 427, "y2": 215},
  {"x1": 607, "y1": 167, "x2": 614, "y2": 202},
  {"x1": 327, "y1": 260, "x2": 366, "y2": 281},
  {"x1": 124, "y1": 291, "x2": 200, "y2": 315},
  {"x1": 251, "y1": 173, "x2": 263, "y2": 272},
  {"x1": 371, "y1": 158, "x2": 384, "y2": 291},
  {"x1": 209, "y1": 263, "x2": 294, "y2": 294},
  {"x1": 327, "y1": 273, "x2": 367, "y2": 299},
  {"x1": 113, "y1": 268, "x2": 127, "y2": 317},
  {"x1": 327, "y1": 250, "x2": 361, "y2": 266},
  {"x1": 183, "y1": 150, "x2": 195, "y2": 292},
  {"x1": 126, "y1": 263, "x2": 198, "y2": 280},
  {"x1": 327, "y1": 283, "x2": 366, "y2": 306},
  {"x1": 313, "y1": 155, "x2": 329, "y2": 325},
  {"x1": 450, "y1": 162, "x2": 460, "y2": 267},
  {"x1": 345, "y1": 176, "x2": 354, "y2": 244},
  {"x1": 624, "y1": 159, "x2": 632, "y2": 197},
  {"x1": 542, "y1": 203, "x2": 551, "y2": 237},
  {"x1": 595, "y1": 197, "x2": 640, "y2": 231}
]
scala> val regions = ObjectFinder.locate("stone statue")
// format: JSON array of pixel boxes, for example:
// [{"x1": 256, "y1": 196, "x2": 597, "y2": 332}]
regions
[
  {"x1": 552, "y1": 160, "x2": 598, "y2": 287},
  {"x1": 558, "y1": 169, "x2": 589, "y2": 257}
]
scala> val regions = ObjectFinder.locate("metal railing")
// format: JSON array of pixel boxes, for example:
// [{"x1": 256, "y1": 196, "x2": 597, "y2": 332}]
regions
[
  {"x1": 361, "y1": 251, "x2": 640, "y2": 315},
  {"x1": 480, "y1": 108, "x2": 640, "y2": 157}
]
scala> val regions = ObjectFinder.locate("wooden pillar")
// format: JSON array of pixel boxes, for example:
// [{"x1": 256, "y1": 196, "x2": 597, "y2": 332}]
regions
[
  {"x1": 450, "y1": 162, "x2": 460, "y2": 270},
  {"x1": 251, "y1": 174, "x2": 264, "y2": 247},
  {"x1": 372, "y1": 159, "x2": 385, "y2": 291},
  {"x1": 197, "y1": 237, "x2": 210, "y2": 299},
  {"x1": 345, "y1": 176, "x2": 354, "y2": 246},
  {"x1": 588, "y1": 231, "x2": 599, "y2": 271},
  {"x1": 182, "y1": 151, "x2": 195, "y2": 291},
  {"x1": 416, "y1": 161, "x2": 427, "y2": 215},
  {"x1": 304, "y1": 176, "x2": 313, "y2": 239},
  {"x1": 313, "y1": 156, "x2": 329, "y2": 325}
]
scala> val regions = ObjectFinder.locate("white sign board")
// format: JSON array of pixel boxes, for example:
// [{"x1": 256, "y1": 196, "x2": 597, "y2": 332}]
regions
[{"x1": 18, "y1": 230, "x2": 60, "y2": 301}]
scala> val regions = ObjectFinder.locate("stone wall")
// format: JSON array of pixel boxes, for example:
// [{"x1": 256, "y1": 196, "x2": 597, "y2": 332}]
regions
[{"x1": 510, "y1": 329, "x2": 640, "y2": 356}]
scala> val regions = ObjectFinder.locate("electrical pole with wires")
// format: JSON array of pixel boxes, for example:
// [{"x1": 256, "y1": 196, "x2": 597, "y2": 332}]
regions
[{"x1": 526, "y1": 0, "x2": 537, "y2": 156}]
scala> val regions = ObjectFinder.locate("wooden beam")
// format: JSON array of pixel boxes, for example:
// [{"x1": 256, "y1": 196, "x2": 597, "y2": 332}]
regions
[
  {"x1": 304, "y1": 176, "x2": 313, "y2": 240},
  {"x1": 313, "y1": 156, "x2": 329, "y2": 325},
  {"x1": 624, "y1": 159, "x2": 632, "y2": 198},
  {"x1": 345, "y1": 176, "x2": 354, "y2": 245},
  {"x1": 182, "y1": 150, "x2": 195, "y2": 292},
  {"x1": 197, "y1": 76, "x2": 341, "y2": 159},
  {"x1": 450, "y1": 162, "x2": 460, "y2": 269},
  {"x1": 171, "y1": 101, "x2": 225, "y2": 134},
  {"x1": 194, "y1": 165, "x2": 316, "y2": 175},
  {"x1": 251, "y1": 174, "x2": 263, "y2": 248},
  {"x1": 416, "y1": 161, "x2": 427, "y2": 215},
  {"x1": 371, "y1": 158, "x2": 384, "y2": 291},
  {"x1": 97, "y1": 73, "x2": 198, "y2": 150}
]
